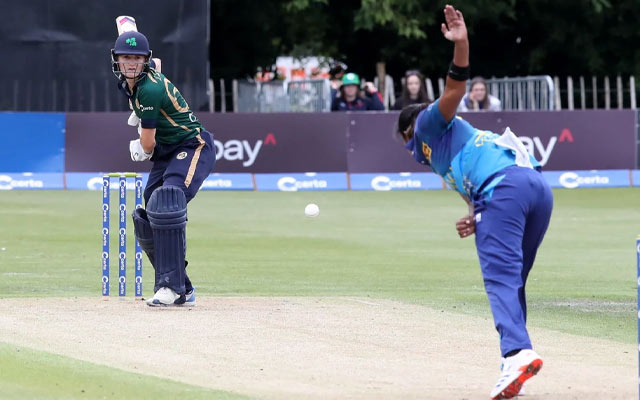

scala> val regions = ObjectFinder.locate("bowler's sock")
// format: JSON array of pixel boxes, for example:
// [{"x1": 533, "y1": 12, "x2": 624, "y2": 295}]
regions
[{"x1": 504, "y1": 349, "x2": 521, "y2": 358}]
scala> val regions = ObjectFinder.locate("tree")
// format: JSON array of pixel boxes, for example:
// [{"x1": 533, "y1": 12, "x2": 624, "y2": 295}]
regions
[{"x1": 212, "y1": 0, "x2": 640, "y2": 83}]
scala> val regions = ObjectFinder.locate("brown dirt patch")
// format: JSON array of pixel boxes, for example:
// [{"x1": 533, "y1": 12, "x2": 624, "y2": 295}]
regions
[{"x1": 0, "y1": 297, "x2": 634, "y2": 399}]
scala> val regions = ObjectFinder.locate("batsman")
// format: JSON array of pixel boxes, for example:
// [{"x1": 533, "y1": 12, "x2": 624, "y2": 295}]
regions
[{"x1": 111, "y1": 31, "x2": 216, "y2": 307}]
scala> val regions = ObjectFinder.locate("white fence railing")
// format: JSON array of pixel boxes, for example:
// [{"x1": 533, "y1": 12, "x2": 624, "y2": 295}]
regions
[
  {"x1": 553, "y1": 76, "x2": 637, "y2": 110},
  {"x1": 487, "y1": 76, "x2": 555, "y2": 111},
  {"x1": 1, "y1": 75, "x2": 638, "y2": 112},
  {"x1": 426, "y1": 75, "x2": 555, "y2": 111},
  {"x1": 232, "y1": 79, "x2": 331, "y2": 112}
]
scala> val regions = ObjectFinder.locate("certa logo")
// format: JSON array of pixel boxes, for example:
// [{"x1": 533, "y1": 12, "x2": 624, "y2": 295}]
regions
[
  {"x1": 214, "y1": 132, "x2": 276, "y2": 167},
  {"x1": 518, "y1": 128, "x2": 574, "y2": 166}
]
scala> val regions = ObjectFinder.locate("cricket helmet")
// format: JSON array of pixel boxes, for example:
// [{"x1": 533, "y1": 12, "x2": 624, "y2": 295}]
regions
[
  {"x1": 113, "y1": 31, "x2": 151, "y2": 56},
  {"x1": 111, "y1": 32, "x2": 153, "y2": 81}
]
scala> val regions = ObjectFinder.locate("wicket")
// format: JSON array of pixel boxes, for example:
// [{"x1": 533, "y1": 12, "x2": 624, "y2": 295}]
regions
[{"x1": 102, "y1": 173, "x2": 143, "y2": 297}]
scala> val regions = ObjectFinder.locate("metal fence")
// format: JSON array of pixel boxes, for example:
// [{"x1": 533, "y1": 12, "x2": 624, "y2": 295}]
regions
[
  {"x1": 555, "y1": 76, "x2": 637, "y2": 110},
  {"x1": 233, "y1": 80, "x2": 287, "y2": 112},
  {"x1": 288, "y1": 79, "x2": 332, "y2": 112},
  {"x1": 0, "y1": 78, "x2": 212, "y2": 112},
  {"x1": 232, "y1": 79, "x2": 331, "y2": 112},
  {"x1": 8, "y1": 74, "x2": 638, "y2": 113},
  {"x1": 374, "y1": 75, "x2": 396, "y2": 110},
  {"x1": 485, "y1": 76, "x2": 555, "y2": 111},
  {"x1": 434, "y1": 75, "x2": 555, "y2": 111},
  {"x1": 394, "y1": 75, "x2": 555, "y2": 111},
  {"x1": 181, "y1": 74, "x2": 640, "y2": 112}
]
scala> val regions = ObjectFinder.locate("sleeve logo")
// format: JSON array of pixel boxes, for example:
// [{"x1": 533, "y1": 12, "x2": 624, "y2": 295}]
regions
[{"x1": 421, "y1": 142, "x2": 432, "y2": 163}]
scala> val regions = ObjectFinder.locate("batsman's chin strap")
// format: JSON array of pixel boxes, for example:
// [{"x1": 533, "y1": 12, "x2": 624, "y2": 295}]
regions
[{"x1": 117, "y1": 79, "x2": 132, "y2": 98}]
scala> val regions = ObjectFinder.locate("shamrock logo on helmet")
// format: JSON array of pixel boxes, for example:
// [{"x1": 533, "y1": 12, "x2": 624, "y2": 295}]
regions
[{"x1": 126, "y1": 37, "x2": 137, "y2": 47}]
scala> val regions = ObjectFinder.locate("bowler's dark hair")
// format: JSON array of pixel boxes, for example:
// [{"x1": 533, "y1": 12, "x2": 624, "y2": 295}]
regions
[{"x1": 395, "y1": 103, "x2": 429, "y2": 142}]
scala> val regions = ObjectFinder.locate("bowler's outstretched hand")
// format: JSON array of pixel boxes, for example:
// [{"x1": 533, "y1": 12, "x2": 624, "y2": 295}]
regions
[{"x1": 441, "y1": 5, "x2": 467, "y2": 43}]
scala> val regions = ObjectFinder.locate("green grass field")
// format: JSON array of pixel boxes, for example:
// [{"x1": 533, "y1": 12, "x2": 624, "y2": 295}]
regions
[{"x1": 0, "y1": 188, "x2": 638, "y2": 398}]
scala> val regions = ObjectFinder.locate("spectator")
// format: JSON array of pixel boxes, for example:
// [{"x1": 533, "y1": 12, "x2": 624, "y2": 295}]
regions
[
  {"x1": 393, "y1": 69, "x2": 431, "y2": 110},
  {"x1": 329, "y1": 63, "x2": 346, "y2": 102},
  {"x1": 458, "y1": 76, "x2": 501, "y2": 112},
  {"x1": 331, "y1": 72, "x2": 385, "y2": 111}
]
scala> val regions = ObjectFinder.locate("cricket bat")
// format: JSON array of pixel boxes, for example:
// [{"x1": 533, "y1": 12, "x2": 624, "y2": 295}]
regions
[{"x1": 116, "y1": 16, "x2": 138, "y2": 35}]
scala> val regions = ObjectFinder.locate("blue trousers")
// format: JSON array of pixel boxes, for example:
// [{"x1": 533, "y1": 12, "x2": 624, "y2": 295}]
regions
[
  {"x1": 143, "y1": 130, "x2": 216, "y2": 293},
  {"x1": 144, "y1": 131, "x2": 216, "y2": 204},
  {"x1": 472, "y1": 166, "x2": 553, "y2": 357}
]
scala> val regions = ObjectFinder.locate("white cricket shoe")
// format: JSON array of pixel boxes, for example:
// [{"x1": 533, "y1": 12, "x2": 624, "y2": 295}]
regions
[
  {"x1": 490, "y1": 349, "x2": 542, "y2": 399},
  {"x1": 146, "y1": 287, "x2": 185, "y2": 307},
  {"x1": 182, "y1": 288, "x2": 196, "y2": 307},
  {"x1": 500, "y1": 358, "x2": 526, "y2": 396}
]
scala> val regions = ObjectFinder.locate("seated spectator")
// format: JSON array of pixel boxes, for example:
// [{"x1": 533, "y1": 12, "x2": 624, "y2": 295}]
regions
[
  {"x1": 331, "y1": 73, "x2": 385, "y2": 111},
  {"x1": 329, "y1": 63, "x2": 346, "y2": 102},
  {"x1": 458, "y1": 76, "x2": 501, "y2": 112},
  {"x1": 393, "y1": 69, "x2": 431, "y2": 110}
]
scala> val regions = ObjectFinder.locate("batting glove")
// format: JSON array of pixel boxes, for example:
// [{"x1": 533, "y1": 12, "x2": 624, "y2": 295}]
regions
[
  {"x1": 127, "y1": 111, "x2": 140, "y2": 126},
  {"x1": 129, "y1": 139, "x2": 153, "y2": 162}
]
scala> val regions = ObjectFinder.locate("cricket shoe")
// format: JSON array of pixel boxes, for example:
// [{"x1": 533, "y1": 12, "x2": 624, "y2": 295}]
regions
[
  {"x1": 181, "y1": 287, "x2": 196, "y2": 307},
  {"x1": 146, "y1": 287, "x2": 186, "y2": 307},
  {"x1": 500, "y1": 358, "x2": 526, "y2": 396},
  {"x1": 490, "y1": 349, "x2": 542, "y2": 399}
]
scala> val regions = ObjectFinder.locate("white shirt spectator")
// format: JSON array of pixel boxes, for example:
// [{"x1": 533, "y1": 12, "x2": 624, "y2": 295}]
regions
[
  {"x1": 457, "y1": 76, "x2": 502, "y2": 112},
  {"x1": 458, "y1": 93, "x2": 502, "y2": 112}
]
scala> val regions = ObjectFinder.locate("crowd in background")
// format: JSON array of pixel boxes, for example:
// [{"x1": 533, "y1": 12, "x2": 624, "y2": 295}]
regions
[{"x1": 328, "y1": 64, "x2": 501, "y2": 113}]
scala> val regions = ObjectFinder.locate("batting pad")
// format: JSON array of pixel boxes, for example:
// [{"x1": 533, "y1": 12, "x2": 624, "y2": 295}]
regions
[
  {"x1": 132, "y1": 207, "x2": 161, "y2": 291},
  {"x1": 146, "y1": 186, "x2": 187, "y2": 294}
]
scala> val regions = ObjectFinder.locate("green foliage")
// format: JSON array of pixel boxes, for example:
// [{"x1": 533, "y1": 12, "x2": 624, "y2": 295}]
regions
[
  {"x1": 280, "y1": 0, "x2": 336, "y2": 59},
  {"x1": 354, "y1": 0, "x2": 428, "y2": 39},
  {"x1": 213, "y1": 0, "x2": 640, "y2": 81},
  {"x1": 591, "y1": 0, "x2": 612, "y2": 13},
  {"x1": 284, "y1": 0, "x2": 327, "y2": 12}
]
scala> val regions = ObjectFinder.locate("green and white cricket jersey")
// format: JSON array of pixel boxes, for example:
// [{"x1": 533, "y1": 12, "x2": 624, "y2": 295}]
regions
[{"x1": 132, "y1": 69, "x2": 202, "y2": 144}]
